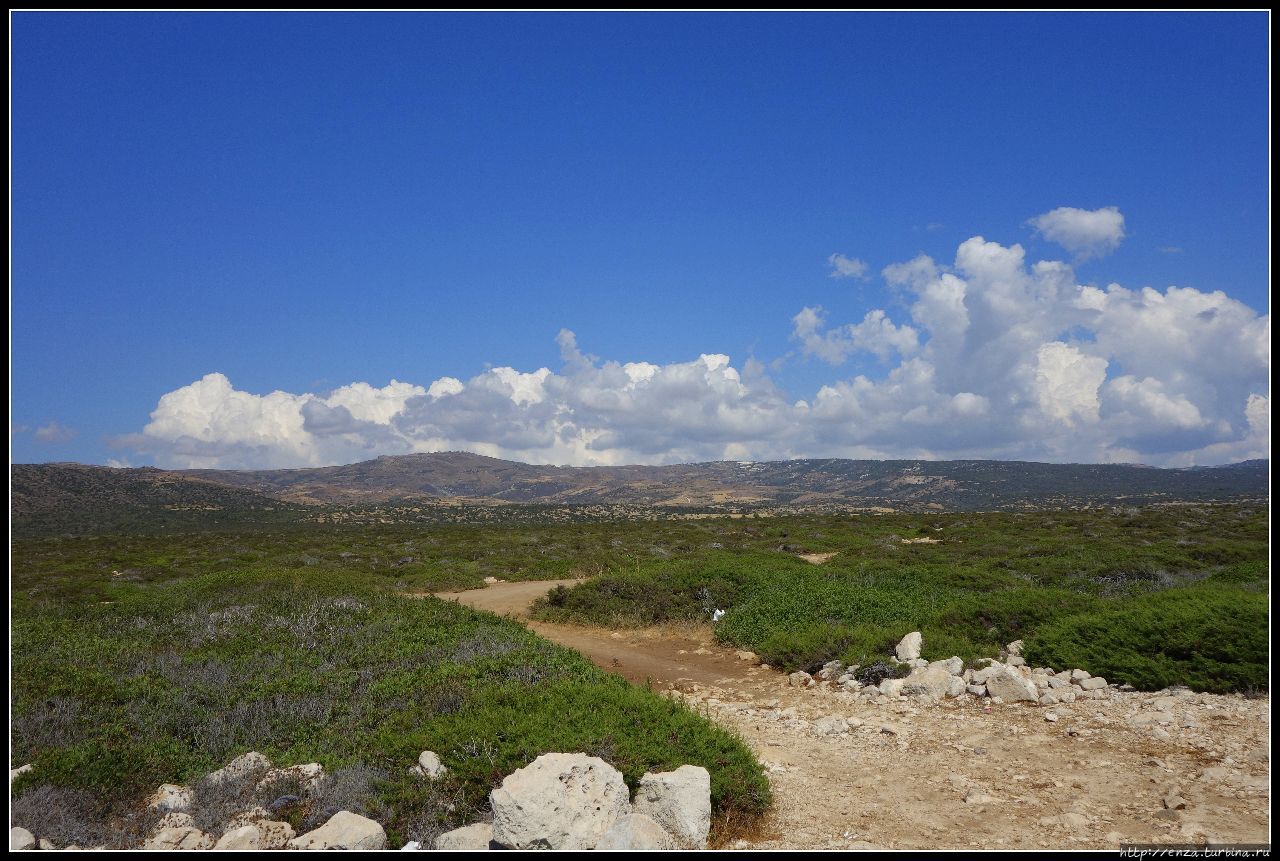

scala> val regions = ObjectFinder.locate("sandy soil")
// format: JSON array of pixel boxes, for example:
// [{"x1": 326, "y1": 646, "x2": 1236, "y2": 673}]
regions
[{"x1": 429, "y1": 580, "x2": 1272, "y2": 850}]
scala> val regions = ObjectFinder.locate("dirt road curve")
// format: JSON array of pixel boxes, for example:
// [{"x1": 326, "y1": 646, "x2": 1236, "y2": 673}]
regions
[
  {"x1": 429, "y1": 580, "x2": 1272, "y2": 851},
  {"x1": 433, "y1": 579, "x2": 748, "y2": 689}
]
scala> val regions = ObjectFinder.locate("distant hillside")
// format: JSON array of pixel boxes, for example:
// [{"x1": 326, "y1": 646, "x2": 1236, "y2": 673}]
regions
[
  {"x1": 13, "y1": 455, "x2": 1268, "y2": 535},
  {"x1": 10, "y1": 463, "x2": 303, "y2": 536},
  {"x1": 183, "y1": 452, "x2": 1268, "y2": 509}
]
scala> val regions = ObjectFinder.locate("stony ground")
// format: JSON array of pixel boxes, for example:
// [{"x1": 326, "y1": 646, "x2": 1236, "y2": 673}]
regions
[{"x1": 435, "y1": 581, "x2": 1272, "y2": 851}]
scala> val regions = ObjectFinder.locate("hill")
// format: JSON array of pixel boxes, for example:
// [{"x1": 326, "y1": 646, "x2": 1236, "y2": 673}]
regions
[
  {"x1": 182, "y1": 452, "x2": 1269, "y2": 509},
  {"x1": 10, "y1": 463, "x2": 303, "y2": 535},
  {"x1": 12, "y1": 454, "x2": 1268, "y2": 535}
]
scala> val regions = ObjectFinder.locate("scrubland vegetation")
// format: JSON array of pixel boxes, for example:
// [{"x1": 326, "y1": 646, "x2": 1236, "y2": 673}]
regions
[
  {"x1": 529, "y1": 504, "x2": 1268, "y2": 694},
  {"x1": 10, "y1": 568, "x2": 767, "y2": 847},
  {"x1": 9, "y1": 500, "x2": 1267, "y2": 846}
]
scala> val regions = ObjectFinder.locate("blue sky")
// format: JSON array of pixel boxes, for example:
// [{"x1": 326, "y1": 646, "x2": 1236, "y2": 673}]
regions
[{"x1": 11, "y1": 11, "x2": 1270, "y2": 469}]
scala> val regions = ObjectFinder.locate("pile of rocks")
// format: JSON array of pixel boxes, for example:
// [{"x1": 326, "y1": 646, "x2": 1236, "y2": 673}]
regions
[
  {"x1": 9, "y1": 752, "x2": 387, "y2": 851},
  {"x1": 145, "y1": 752, "x2": 385, "y2": 851},
  {"x1": 11, "y1": 751, "x2": 712, "y2": 852},
  {"x1": 788, "y1": 632, "x2": 1116, "y2": 707},
  {"x1": 429, "y1": 753, "x2": 711, "y2": 851}
]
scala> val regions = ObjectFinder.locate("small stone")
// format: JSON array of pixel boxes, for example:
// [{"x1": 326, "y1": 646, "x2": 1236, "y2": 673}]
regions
[
  {"x1": 434, "y1": 823, "x2": 494, "y2": 851},
  {"x1": 596, "y1": 813, "x2": 676, "y2": 850},
  {"x1": 812, "y1": 715, "x2": 848, "y2": 736},
  {"x1": 633, "y1": 765, "x2": 711, "y2": 850},
  {"x1": 1044, "y1": 712, "x2": 1059, "y2": 722},
  {"x1": 895, "y1": 631, "x2": 923, "y2": 662},
  {"x1": 148, "y1": 784, "x2": 192, "y2": 812},
  {"x1": 11, "y1": 828, "x2": 36, "y2": 851},
  {"x1": 1038, "y1": 812, "x2": 1088, "y2": 828},
  {"x1": 288, "y1": 812, "x2": 387, "y2": 850},
  {"x1": 985, "y1": 667, "x2": 1038, "y2": 702},
  {"x1": 214, "y1": 825, "x2": 263, "y2": 850},
  {"x1": 1163, "y1": 794, "x2": 1188, "y2": 810},
  {"x1": 411, "y1": 751, "x2": 447, "y2": 780},
  {"x1": 142, "y1": 827, "x2": 214, "y2": 850},
  {"x1": 9, "y1": 764, "x2": 32, "y2": 784},
  {"x1": 964, "y1": 788, "x2": 996, "y2": 804},
  {"x1": 1079, "y1": 676, "x2": 1109, "y2": 691},
  {"x1": 788, "y1": 671, "x2": 814, "y2": 688}
]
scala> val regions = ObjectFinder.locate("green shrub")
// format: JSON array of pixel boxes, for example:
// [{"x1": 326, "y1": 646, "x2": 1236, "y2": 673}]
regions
[{"x1": 1024, "y1": 586, "x2": 1268, "y2": 693}]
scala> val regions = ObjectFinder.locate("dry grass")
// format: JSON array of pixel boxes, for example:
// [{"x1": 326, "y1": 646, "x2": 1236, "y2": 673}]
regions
[{"x1": 708, "y1": 804, "x2": 782, "y2": 849}]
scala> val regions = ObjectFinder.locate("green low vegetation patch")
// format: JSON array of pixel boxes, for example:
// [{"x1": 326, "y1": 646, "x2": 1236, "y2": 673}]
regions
[
  {"x1": 531, "y1": 505, "x2": 1269, "y2": 692},
  {"x1": 1024, "y1": 582, "x2": 1269, "y2": 694},
  {"x1": 10, "y1": 569, "x2": 768, "y2": 847}
]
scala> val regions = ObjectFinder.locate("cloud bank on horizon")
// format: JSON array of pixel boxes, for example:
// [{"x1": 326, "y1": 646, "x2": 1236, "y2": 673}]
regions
[{"x1": 118, "y1": 207, "x2": 1270, "y2": 471}]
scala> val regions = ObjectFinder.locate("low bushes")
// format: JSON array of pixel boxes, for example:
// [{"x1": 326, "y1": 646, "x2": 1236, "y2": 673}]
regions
[
  {"x1": 527, "y1": 506, "x2": 1268, "y2": 691},
  {"x1": 10, "y1": 569, "x2": 768, "y2": 847},
  {"x1": 1024, "y1": 586, "x2": 1268, "y2": 694}
]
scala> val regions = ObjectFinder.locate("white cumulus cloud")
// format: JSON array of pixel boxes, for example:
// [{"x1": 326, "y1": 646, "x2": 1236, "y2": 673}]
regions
[
  {"x1": 1034, "y1": 342, "x2": 1107, "y2": 426},
  {"x1": 791, "y1": 306, "x2": 918, "y2": 364},
  {"x1": 1028, "y1": 205, "x2": 1126, "y2": 260},
  {"x1": 118, "y1": 210, "x2": 1268, "y2": 470},
  {"x1": 827, "y1": 253, "x2": 869, "y2": 279}
]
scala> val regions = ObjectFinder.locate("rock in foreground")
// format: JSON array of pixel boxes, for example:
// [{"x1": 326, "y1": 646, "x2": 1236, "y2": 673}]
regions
[
  {"x1": 288, "y1": 811, "x2": 387, "y2": 850},
  {"x1": 490, "y1": 753, "x2": 630, "y2": 850},
  {"x1": 632, "y1": 764, "x2": 712, "y2": 849}
]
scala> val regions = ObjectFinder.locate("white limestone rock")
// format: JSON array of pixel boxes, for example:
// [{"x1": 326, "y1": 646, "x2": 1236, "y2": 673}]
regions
[
  {"x1": 595, "y1": 813, "x2": 676, "y2": 851},
  {"x1": 410, "y1": 751, "x2": 447, "y2": 780},
  {"x1": 489, "y1": 753, "x2": 630, "y2": 850},
  {"x1": 11, "y1": 828, "x2": 36, "y2": 851},
  {"x1": 148, "y1": 783, "x2": 192, "y2": 813},
  {"x1": 142, "y1": 827, "x2": 214, "y2": 850},
  {"x1": 434, "y1": 823, "x2": 494, "y2": 851},
  {"x1": 288, "y1": 811, "x2": 387, "y2": 850},
  {"x1": 632, "y1": 765, "x2": 712, "y2": 850},
  {"x1": 894, "y1": 632, "x2": 923, "y2": 662},
  {"x1": 984, "y1": 667, "x2": 1039, "y2": 702}
]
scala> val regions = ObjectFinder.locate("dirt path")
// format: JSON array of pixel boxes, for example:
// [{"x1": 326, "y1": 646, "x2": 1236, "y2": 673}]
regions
[
  {"x1": 429, "y1": 581, "x2": 1272, "y2": 850},
  {"x1": 433, "y1": 579, "x2": 746, "y2": 688}
]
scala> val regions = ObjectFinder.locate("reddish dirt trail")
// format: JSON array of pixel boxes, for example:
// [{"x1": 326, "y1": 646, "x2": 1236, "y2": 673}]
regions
[
  {"x1": 427, "y1": 580, "x2": 1272, "y2": 851},
  {"x1": 432, "y1": 579, "x2": 767, "y2": 690}
]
